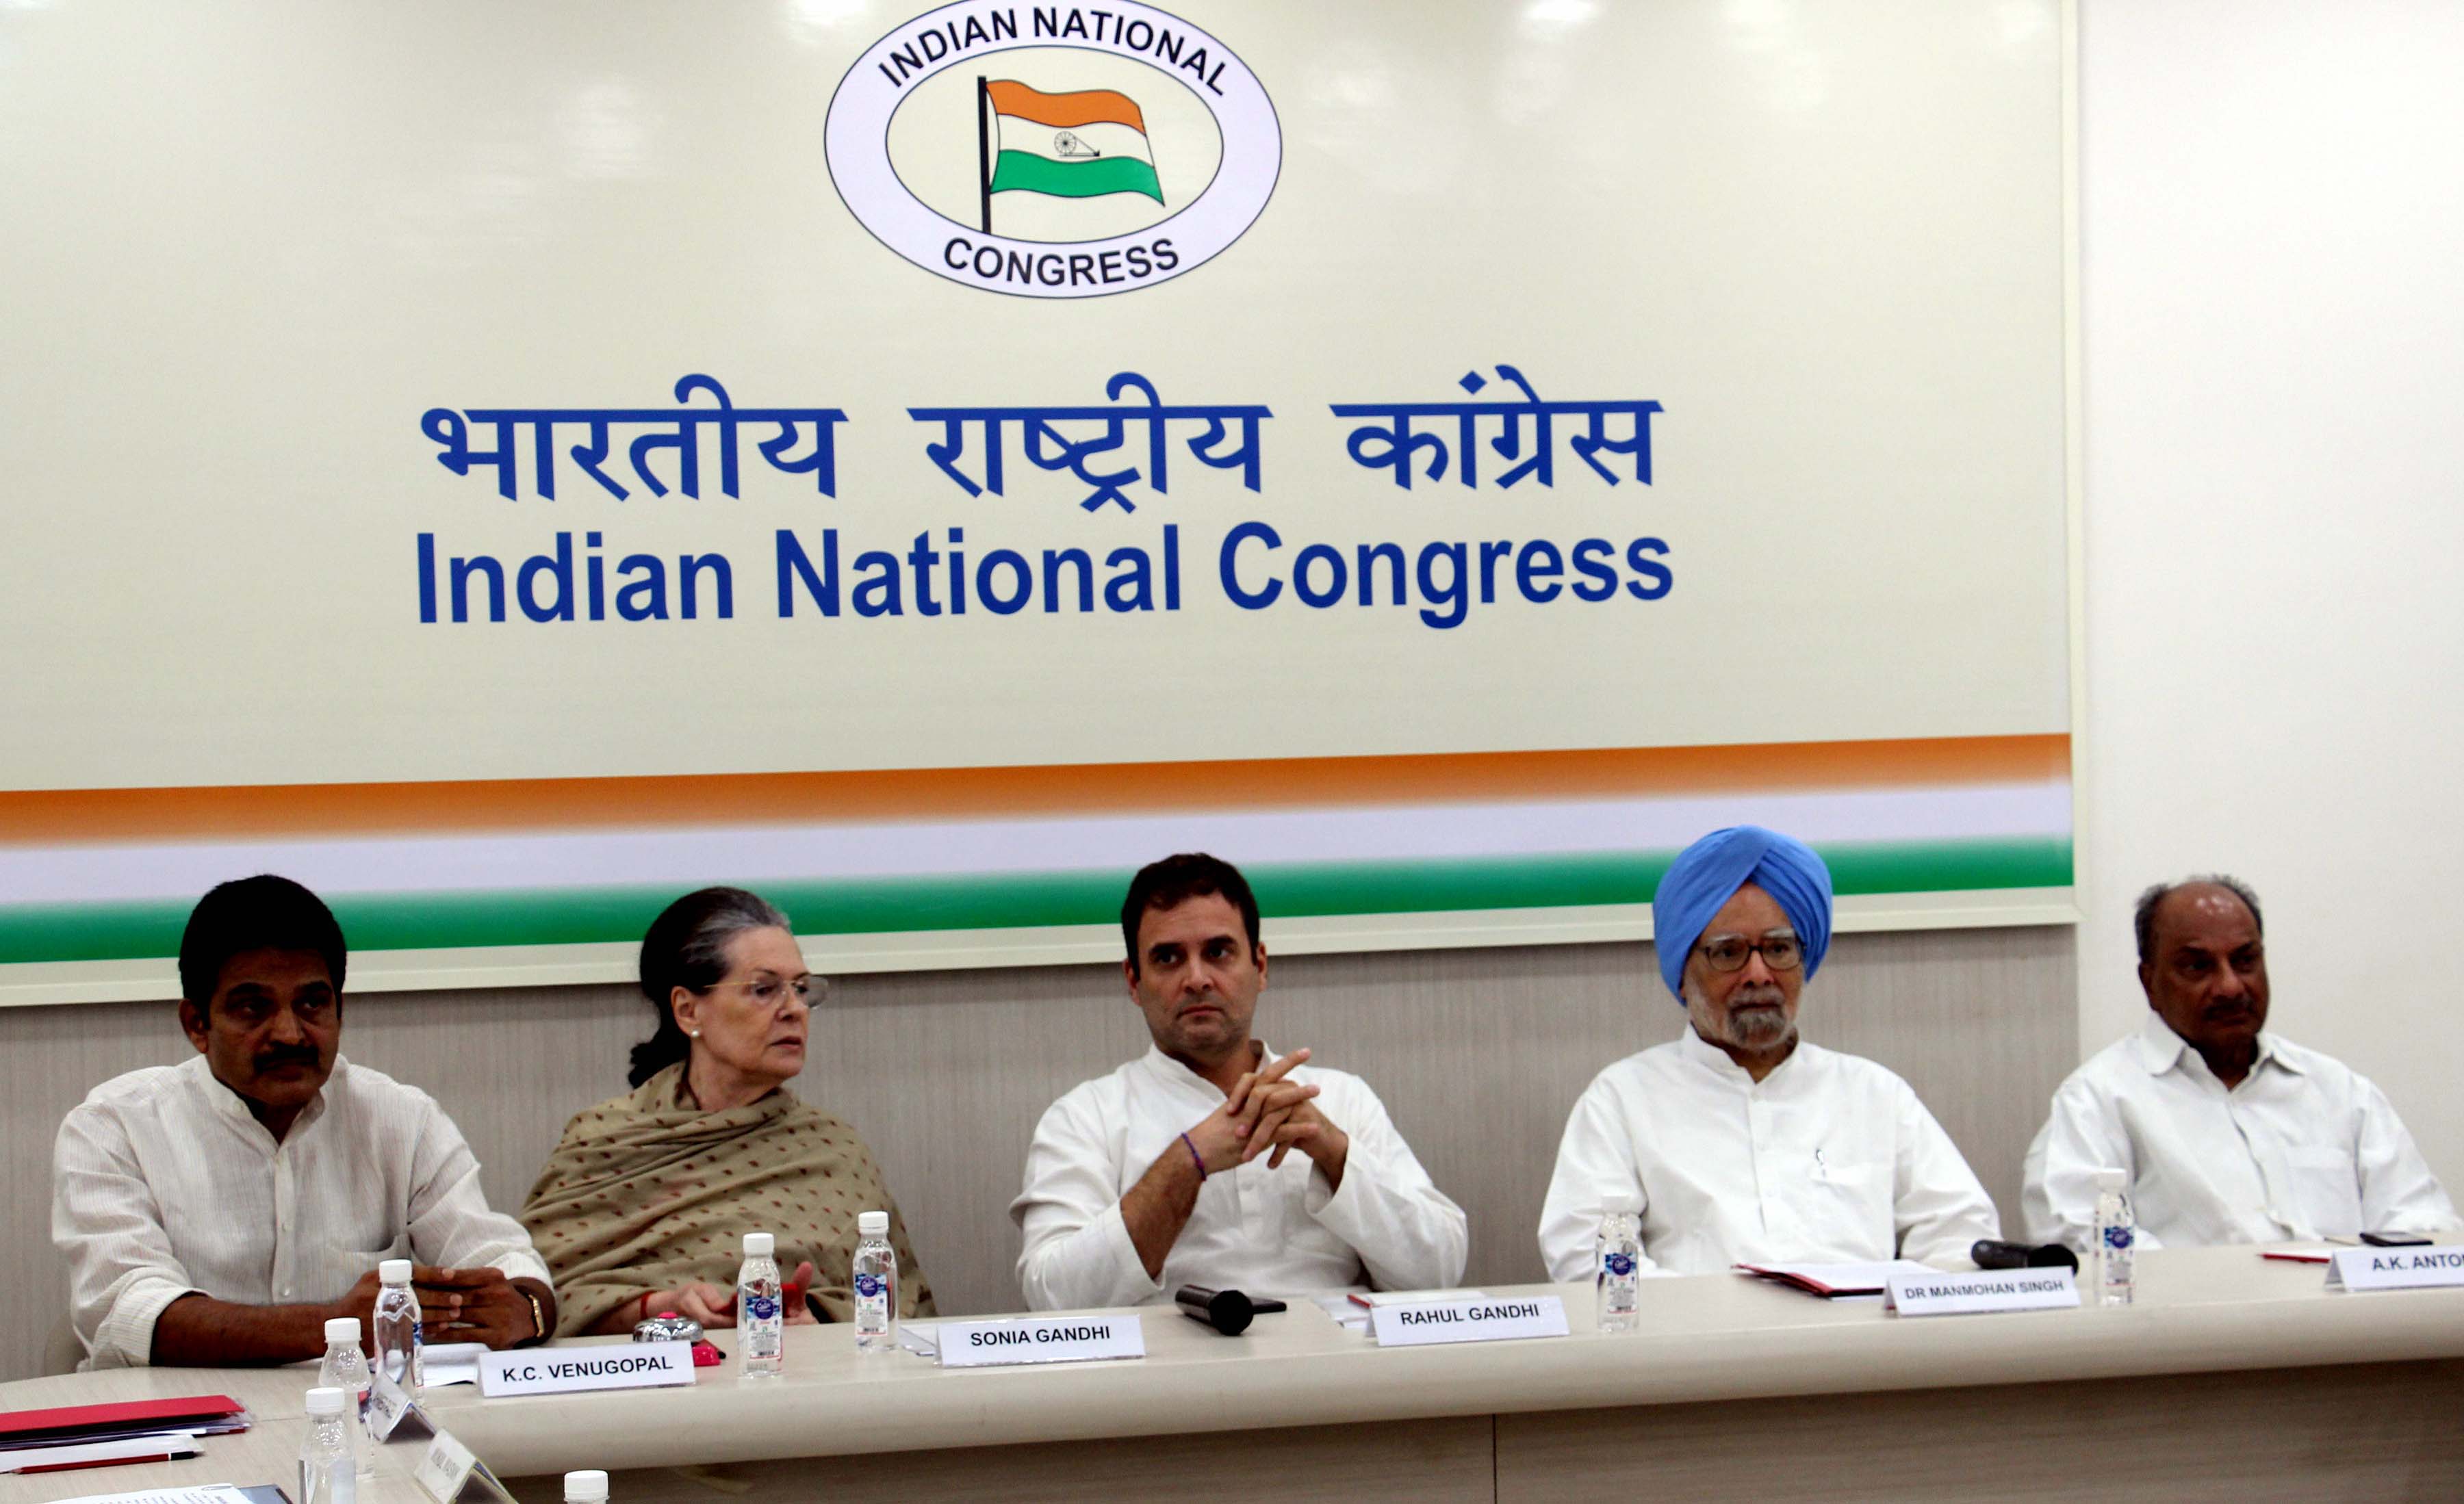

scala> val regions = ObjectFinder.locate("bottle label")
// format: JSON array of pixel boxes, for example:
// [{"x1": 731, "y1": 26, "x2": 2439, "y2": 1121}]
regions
[
  {"x1": 743, "y1": 1293, "x2": 780, "y2": 1321},
  {"x1": 854, "y1": 1273, "x2": 885, "y2": 1300},
  {"x1": 1603, "y1": 1252, "x2": 1637, "y2": 1278},
  {"x1": 2102, "y1": 1224, "x2": 2133, "y2": 1252}
]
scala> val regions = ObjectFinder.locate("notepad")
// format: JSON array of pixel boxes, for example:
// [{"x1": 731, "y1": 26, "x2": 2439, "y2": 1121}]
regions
[{"x1": 1734, "y1": 1260, "x2": 1939, "y2": 1297}]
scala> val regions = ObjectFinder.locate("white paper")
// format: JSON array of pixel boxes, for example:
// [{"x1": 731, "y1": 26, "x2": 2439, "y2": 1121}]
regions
[
  {"x1": 934, "y1": 1314, "x2": 1145, "y2": 1369},
  {"x1": 40, "y1": 1487, "x2": 256, "y2": 1504},
  {"x1": 1351, "y1": 1288, "x2": 1487, "y2": 1307},
  {"x1": 1736, "y1": 1260, "x2": 1939, "y2": 1297},
  {"x1": 2328, "y1": 1246, "x2": 2464, "y2": 1291},
  {"x1": 0, "y1": 1431, "x2": 203, "y2": 1473},
  {"x1": 1370, "y1": 1295, "x2": 1571, "y2": 1348},
  {"x1": 419, "y1": 1342, "x2": 489, "y2": 1386},
  {"x1": 1884, "y1": 1267, "x2": 2080, "y2": 1317}
]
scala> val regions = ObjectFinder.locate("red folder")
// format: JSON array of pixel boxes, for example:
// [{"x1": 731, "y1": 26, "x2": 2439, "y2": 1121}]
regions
[{"x1": 0, "y1": 1395, "x2": 246, "y2": 1445}]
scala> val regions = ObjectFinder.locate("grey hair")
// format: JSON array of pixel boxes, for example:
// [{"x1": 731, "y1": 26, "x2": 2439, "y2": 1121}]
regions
[{"x1": 2132, "y1": 874, "x2": 2263, "y2": 966}]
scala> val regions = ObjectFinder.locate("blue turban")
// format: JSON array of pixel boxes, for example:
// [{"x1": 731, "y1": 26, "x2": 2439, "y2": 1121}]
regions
[{"x1": 1652, "y1": 825, "x2": 1834, "y2": 1001}]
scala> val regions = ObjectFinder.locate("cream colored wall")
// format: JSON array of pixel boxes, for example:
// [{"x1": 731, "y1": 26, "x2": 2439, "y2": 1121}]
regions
[{"x1": 1, "y1": 926, "x2": 2070, "y2": 1382}]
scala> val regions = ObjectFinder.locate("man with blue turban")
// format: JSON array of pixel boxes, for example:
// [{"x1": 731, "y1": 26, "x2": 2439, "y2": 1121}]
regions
[{"x1": 1537, "y1": 826, "x2": 2001, "y2": 1279}]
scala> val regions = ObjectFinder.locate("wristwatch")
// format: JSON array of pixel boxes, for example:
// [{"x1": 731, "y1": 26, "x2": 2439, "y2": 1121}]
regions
[{"x1": 517, "y1": 1285, "x2": 548, "y2": 1346}]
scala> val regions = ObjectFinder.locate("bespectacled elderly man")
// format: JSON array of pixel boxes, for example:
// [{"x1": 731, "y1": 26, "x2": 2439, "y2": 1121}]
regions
[
  {"x1": 1539, "y1": 826, "x2": 2001, "y2": 1279},
  {"x1": 2022, "y1": 876, "x2": 2457, "y2": 1253},
  {"x1": 53, "y1": 875, "x2": 554, "y2": 1368}
]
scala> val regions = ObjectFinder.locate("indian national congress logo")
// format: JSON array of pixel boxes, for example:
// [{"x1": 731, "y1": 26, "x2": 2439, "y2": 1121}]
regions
[{"x1": 826, "y1": 1, "x2": 1281, "y2": 298}]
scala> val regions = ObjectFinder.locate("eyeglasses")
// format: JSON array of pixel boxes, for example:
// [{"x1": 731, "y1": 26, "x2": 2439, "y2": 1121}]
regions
[
  {"x1": 1696, "y1": 935, "x2": 1804, "y2": 973},
  {"x1": 711, "y1": 974, "x2": 829, "y2": 1007}
]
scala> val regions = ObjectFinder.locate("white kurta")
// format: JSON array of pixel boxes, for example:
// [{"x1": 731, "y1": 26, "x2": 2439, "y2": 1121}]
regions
[
  {"x1": 2022, "y1": 1012, "x2": 2459, "y2": 1252},
  {"x1": 53, "y1": 1054, "x2": 550, "y2": 1369},
  {"x1": 1010, "y1": 1043, "x2": 1467, "y2": 1311},
  {"x1": 1538, "y1": 1028, "x2": 2001, "y2": 1280}
]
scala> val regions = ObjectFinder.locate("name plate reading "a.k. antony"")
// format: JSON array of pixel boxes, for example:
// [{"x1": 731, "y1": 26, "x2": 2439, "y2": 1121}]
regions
[
  {"x1": 1370, "y1": 1295, "x2": 1571, "y2": 1347},
  {"x1": 936, "y1": 1314, "x2": 1147, "y2": 1369},
  {"x1": 2330, "y1": 1246, "x2": 2464, "y2": 1291},
  {"x1": 477, "y1": 1340, "x2": 697, "y2": 1398},
  {"x1": 1884, "y1": 1267, "x2": 2081, "y2": 1317}
]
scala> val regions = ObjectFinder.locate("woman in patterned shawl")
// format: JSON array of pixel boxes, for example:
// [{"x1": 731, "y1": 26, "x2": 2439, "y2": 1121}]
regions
[{"x1": 520, "y1": 887, "x2": 935, "y2": 1335}]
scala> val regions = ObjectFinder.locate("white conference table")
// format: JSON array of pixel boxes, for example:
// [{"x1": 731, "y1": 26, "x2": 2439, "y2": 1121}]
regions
[{"x1": 6, "y1": 1247, "x2": 2462, "y2": 1503}]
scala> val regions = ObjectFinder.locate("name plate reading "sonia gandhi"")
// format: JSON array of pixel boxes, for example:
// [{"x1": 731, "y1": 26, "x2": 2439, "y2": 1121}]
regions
[
  {"x1": 2330, "y1": 1247, "x2": 2464, "y2": 1291},
  {"x1": 936, "y1": 1314, "x2": 1146, "y2": 1369},
  {"x1": 1370, "y1": 1295, "x2": 1570, "y2": 1347},
  {"x1": 1884, "y1": 1267, "x2": 2080, "y2": 1317},
  {"x1": 477, "y1": 1340, "x2": 697, "y2": 1398}
]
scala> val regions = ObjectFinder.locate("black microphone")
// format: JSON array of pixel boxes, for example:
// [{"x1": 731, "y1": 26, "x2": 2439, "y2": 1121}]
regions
[
  {"x1": 1175, "y1": 1284, "x2": 1256, "y2": 1336},
  {"x1": 1971, "y1": 1239, "x2": 2080, "y2": 1272}
]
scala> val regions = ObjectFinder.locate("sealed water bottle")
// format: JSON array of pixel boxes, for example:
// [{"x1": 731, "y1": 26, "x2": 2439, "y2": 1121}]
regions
[
  {"x1": 372, "y1": 1258, "x2": 423, "y2": 1393},
  {"x1": 318, "y1": 1316, "x2": 374, "y2": 1480},
  {"x1": 1595, "y1": 1191, "x2": 1643, "y2": 1332},
  {"x1": 2093, "y1": 1167, "x2": 2135, "y2": 1306},
  {"x1": 737, "y1": 1231, "x2": 784, "y2": 1378},
  {"x1": 299, "y1": 1386, "x2": 357, "y2": 1504},
  {"x1": 565, "y1": 1470, "x2": 610, "y2": 1502},
  {"x1": 853, "y1": 1210, "x2": 897, "y2": 1354}
]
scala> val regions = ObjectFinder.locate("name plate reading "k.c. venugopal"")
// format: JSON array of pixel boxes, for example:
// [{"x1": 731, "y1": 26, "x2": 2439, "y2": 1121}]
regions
[
  {"x1": 477, "y1": 1340, "x2": 697, "y2": 1398},
  {"x1": 1370, "y1": 1295, "x2": 1571, "y2": 1347},
  {"x1": 1884, "y1": 1267, "x2": 2081, "y2": 1317},
  {"x1": 936, "y1": 1314, "x2": 1147, "y2": 1369},
  {"x1": 2330, "y1": 1246, "x2": 2464, "y2": 1291}
]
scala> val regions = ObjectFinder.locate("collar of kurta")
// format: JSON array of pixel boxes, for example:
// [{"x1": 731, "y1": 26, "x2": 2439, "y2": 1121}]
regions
[
  {"x1": 188, "y1": 1049, "x2": 343, "y2": 1143},
  {"x1": 2131, "y1": 1009, "x2": 2298, "y2": 1083},
  {"x1": 1136, "y1": 1038, "x2": 1281, "y2": 1100},
  {"x1": 1674, "y1": 1024, "x2": 1805, "y2": 1089}
]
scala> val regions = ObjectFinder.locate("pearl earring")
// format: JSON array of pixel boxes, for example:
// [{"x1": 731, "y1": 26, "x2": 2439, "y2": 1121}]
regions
[{"x1": 689, "y1": 1028, "x2": 702, "y2": 1038}]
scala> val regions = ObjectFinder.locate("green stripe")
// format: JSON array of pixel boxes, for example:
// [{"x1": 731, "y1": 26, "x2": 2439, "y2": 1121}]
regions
[
  {"x1": 988, "y1": 149, "x2": 1163, "y2": 203},
  {"x1": 0, "y1": 838, "x2": 2070, "y2": 968}
]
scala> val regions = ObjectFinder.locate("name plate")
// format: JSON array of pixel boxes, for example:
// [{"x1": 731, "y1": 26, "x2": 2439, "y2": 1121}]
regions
[
  {"x1": 1884, "y1": 1267, "x2": 2080, "y2": 1317},
  {"x1": 411, "y1": 1426, "x2": 515, "y2": 1503},
  {"x1": 476, "y1": 1339, "x2": 697, "y2": 1397},
  {"x1": 365, "y1": 1369, "x2": 433, "y2": 1442},
  {"x1": 937, "y1": 1314, "x2": 1146, "y2": 1369},
  {"x1": 2330, "y1": 1246, "x2": 2464, "y2": 1291},
  {"x1": 1370, "y1": 1295, "x2": 1570, "y2": 1347}
]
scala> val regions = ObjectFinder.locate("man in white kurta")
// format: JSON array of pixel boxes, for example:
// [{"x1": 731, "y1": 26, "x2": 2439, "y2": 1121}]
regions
[
  {"x1": 1013, "y1": 855, "x2": 1466, "y2": 1310},
  {"x1": 1539, "y1": 827, "x2": 2000, "y2": 1280},
  {"x1": 53, "y1": 876, "x2": 552, "y2": 1368},
  {"x1": 2023, "y1": 877, "x2": 2457, "y2": 1252}
]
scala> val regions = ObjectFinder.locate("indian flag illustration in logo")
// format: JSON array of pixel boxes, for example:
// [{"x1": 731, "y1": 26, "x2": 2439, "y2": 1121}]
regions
[{"x1": 975, "y1": 78, "x2": 1164, "y2": 233}]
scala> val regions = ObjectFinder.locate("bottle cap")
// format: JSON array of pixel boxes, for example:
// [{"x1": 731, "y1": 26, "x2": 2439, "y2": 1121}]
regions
[
  {"x1": 305, "y1": 1386, "x2": 346, "y2": 1416},
  {"x1": 564, "y1": 1470, "x2": 611, "y2": 1502},
  {"x1": 858, "y1": 1211, "x2": 890, "y2": 1236},
  {"x1": 2094, "y1": 1167, "x2": 2128, "y2": 1193},
  {"x1": 743, "y1": 1231, "x2": 775, "y2": 1257},
  {"x1": 324, "y1": 1317, "x2": 361, "y2": 1345},
  {"x1": 1600, "y1": 1191, "x2": 1642, "y2": 1215},
  {"x1": 378, "y1": 1258, "x2": 413, "y2": 1284}
]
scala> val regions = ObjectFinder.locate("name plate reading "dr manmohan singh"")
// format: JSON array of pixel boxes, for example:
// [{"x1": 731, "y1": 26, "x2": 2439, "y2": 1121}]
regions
[
  {"x1": 1370, "y1": 1295, "x2": 1570, "y2": 1348},
  {"x1": 936, "y1": 1314, "x2": 1147, "y2": 1369},
  {"x1": 478, "y1": 1340, "x2": 697, "y2": 1398}
]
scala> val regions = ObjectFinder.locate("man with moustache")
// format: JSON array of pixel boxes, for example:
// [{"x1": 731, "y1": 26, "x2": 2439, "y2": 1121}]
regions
[
  {"x1": 2022, "y1": 877, "x2": 2456, "y2": 1252},
  {"x1": 1538, "y1": 826, "x2": 2000, "y2": 1279},
  {"x1": 53, "y1": 875, "x2": 554, "y2": 1368},
  {"x1": 1012, "y1": 853, "x2": 1467, "y2": 1310}
]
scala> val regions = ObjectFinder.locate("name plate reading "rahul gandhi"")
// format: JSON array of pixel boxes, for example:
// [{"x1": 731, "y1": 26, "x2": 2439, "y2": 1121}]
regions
[
  {"x1": 2330, "y1": 1247, "x2": 2464, "y2": 1291},
  {"x1": 1884, "y1": 1267, "x2": 2080, "y2": 1317},
  {"x1": 1370, "y1": 1295, "x2": 1570, "y2": 1347},
  {"x1": 936, "y1": 1314, "x2": 1146, "y2": 1369},
  {"x1": 477, "y1": 1340, "x2": 697, "y2": 1398}
]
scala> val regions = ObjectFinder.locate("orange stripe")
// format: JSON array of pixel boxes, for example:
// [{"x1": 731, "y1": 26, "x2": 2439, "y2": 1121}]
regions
[
  {"x1": 984, "y1": 79, "x2": 1147, "y2": 133},
  {"x1": 0, "y1": 736, "x2": 2067, "y2": 845}
]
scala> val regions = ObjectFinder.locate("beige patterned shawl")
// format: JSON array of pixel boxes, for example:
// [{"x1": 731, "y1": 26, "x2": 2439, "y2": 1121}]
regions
[{"x1": 519, "y1": 1063, "x2": 935, "y2": 1336}]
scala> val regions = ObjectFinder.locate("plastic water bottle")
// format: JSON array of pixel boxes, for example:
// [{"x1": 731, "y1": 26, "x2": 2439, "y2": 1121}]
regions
[
  {"x1": 299, "y1": 1386, "x2": 357, "y2": 1504},
  {"x1": 853, "y1": 1210, "x2": 897, "y2": 1354},
  {"x1": 318, "y1": 1316, "x2": 374, "y2": 1481},
  {"x1": 372, "y1": 1259, "x2": 422, "y2": 1393},
  {"x1": 2094, "y1": 1166, "x2": 2135, "y2": 1306},
  {"x1": 565, "y1": 1470, "x2": 610, "y2": 1502},
  {"x1": 737, "y1": 1231, "x2": 784, "y2": 1379},
  {"x1": 1595, "y1": 1191, "x2": 1643, "y2": 1332}
]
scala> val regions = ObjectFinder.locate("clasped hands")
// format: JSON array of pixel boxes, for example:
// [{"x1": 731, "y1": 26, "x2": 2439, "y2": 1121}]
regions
[
  {"x1": 334, "y1": 1265, "x2": 549, "y2": 1349},
  {"x1": 1183, "y1": 1047, "x2": 1350, "y2": 1187}
]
